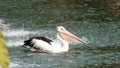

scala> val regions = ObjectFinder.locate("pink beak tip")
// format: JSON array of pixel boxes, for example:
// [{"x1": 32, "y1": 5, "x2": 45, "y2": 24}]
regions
[{"x1": 80, "y1": 40, "x2": 88, "y2": 44}]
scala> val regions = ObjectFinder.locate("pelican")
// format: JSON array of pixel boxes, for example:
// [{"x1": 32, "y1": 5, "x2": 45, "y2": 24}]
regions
[{"x1": 22, "y1": 26, "x2": 87, "y2": 53}]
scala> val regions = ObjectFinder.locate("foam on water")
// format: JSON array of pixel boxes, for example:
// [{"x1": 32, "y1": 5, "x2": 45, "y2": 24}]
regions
[
  {"x1": 3, "y1": 29, "x2": 34, "y2": 37},
  {"x1": 0, "y1": 19, "x2": 10, "y2": 30},
  {"x1": 6, "y1": 39, "x2": 24, "y2": 47},
  {"x1": 3, "y1": 29, "x2": 55, "y2": 47},
  {"x1": 9, "y1": 62, "x2": 41, "y2": 68},
  {"x1": 3, "y1": 30, "x2": 39, "y2": 47},
  {"x1": 9, "y1": 63, "x2": 21, "y2": 68}
]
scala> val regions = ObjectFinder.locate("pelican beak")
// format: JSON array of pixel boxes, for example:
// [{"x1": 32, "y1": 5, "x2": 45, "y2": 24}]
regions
[{"x1": 58, "y1": 27, "x2": 87, "y2": 44}]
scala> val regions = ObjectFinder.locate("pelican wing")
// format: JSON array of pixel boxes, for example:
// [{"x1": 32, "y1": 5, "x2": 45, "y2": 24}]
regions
[{"x1": 23, "y1": 37, "x2": 58, "y2": 52}]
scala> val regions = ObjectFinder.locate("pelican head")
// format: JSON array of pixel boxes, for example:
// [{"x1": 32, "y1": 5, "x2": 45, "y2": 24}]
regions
[
  {"x1": 57, "y1": 26, "x2": 87, "y2": 44},
  {"x1": 57, "y1": 26, "x2": 65, "y2": 32}
]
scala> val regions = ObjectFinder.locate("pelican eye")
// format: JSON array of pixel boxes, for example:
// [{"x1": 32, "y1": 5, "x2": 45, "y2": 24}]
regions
[{"x1": 60, "y1": 28, "x2": 64, "y2": 30}]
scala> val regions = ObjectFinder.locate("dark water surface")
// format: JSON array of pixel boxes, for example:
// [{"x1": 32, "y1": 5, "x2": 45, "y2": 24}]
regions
[{"x1": 0, "y1": 0, "x2": 120, "y2": 68}]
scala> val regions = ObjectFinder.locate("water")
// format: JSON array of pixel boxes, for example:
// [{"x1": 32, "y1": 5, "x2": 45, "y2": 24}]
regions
[{"x1": 0, "y1": 0, "x2": 120, "y2": 68}]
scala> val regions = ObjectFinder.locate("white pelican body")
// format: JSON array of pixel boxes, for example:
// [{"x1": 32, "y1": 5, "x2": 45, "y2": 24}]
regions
[{"x1": 22, "y1": 26, "x2": 87, "y2": 53}]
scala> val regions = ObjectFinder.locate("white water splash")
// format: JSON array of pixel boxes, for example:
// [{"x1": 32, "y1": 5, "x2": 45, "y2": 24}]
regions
[
  {"x1": 9, "y1": 62, "x2": 41, "y2": 68},
  {"x1": 3, "y1": 29, "x2": 37, "y2": 47},
  {"x1": 3, "y1": 29, "x2": 54, "y2": 47},
  {"x1": 3, "y1": 29, "x2": 33, "y2": 37},
  {"x1": 0, "y1": 19, "x2": 10, "y2": 30},
  {"x1": 6, "y1": 39, "x2": 24, "y2": 47},
  {"x1": 9, "y1": 63, "x2": 21, "y2": 68}
]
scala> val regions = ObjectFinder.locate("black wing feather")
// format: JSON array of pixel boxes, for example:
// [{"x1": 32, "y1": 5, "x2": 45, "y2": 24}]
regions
[{"x1": 22, "y1": 37, "x2": 53, "y2": 48}]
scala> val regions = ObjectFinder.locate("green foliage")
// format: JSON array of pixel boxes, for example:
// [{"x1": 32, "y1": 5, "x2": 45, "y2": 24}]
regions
[{"x1": 0, "y1": 31, "x2": 9, "y2": 68}]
